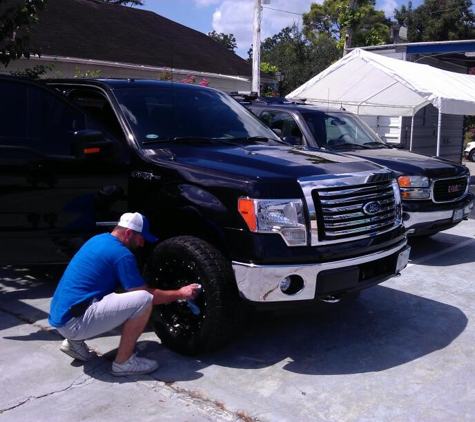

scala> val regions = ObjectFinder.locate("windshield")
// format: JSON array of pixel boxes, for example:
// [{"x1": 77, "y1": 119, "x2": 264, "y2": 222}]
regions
[
  {"x1": 301, "y1": 110, "x2": 388, "y2": 149},
  {"x1": 113, "y1": 84, "x2": 280, "y2": 147}
]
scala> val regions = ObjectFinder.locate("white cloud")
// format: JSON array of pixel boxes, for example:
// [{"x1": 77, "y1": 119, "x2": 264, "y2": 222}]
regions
[
  {"x1": 194, "y1": 0, "x2": 221, "y2": 6},
  {"x1": 211, "y1": 0, "x2": 317, "y2": 57},
  {"x1": 379, "y1": 0, "x2": 398, "y2": 17}
]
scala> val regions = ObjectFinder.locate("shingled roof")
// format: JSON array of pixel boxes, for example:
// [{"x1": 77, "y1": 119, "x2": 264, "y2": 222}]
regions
[{"x1": 27, "y1": 0, "x2": 253, "y2": 78}]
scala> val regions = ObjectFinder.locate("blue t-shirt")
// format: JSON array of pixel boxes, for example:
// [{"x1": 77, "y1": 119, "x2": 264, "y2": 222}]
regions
[{"x1": 48, "y1": 233, "x2": 146, "y2": 327}]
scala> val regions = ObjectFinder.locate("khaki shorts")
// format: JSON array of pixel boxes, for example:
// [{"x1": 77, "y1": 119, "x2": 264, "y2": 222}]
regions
[{"x1": 57, "y1": 290, "x2": 153, "y2": 341}]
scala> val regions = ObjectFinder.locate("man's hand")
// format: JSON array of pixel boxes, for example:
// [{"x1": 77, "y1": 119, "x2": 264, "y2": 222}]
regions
[
  {"x1": 179, "y1": 283, "x2": 202, "y2": 300},
  {"x1": 138, "y1": 283, "x2": 202, "y2": 305}
]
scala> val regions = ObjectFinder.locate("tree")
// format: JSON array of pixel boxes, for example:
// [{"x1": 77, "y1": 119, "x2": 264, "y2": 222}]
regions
[
  {"x1": 208, "y1": 30, "x2": 237, "y2": 52},
  {"x1": 394, "y1": 0, "x2": 475, "y2": 42},
  {"x1": 302, "y1": 0, "x2": 391, "y2": 50},
  {"x1": 259, "y1": 24, "x2": 340, "y2": 95},
  {"x1": 0, "y1": 0, "x2": 47, "y2": 67},
  {"x1": 10, "y1": 63, "x2": 54, "y2": 78}
]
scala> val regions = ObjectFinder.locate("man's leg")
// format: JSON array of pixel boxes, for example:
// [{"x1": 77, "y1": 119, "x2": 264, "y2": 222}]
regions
[
  {"x1": 57, "y1": 290, "x2": 160, "y2": 376},
  {"x1": 115, "y1": 300, "x2": 152, "y2": 363},
  {"x1": 57, "y1": 290, "x2": 153, "y2": 356}
]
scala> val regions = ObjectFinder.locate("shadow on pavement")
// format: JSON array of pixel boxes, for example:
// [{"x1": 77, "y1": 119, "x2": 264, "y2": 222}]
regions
[
  {"x1": 408, "y1": 231, "x2": 475, "y2": 265},
  {"x1": 155, "y1": 284, "x2": 467, "y2": 378},
  {"x1": 80, "y1": 340, "x2": 205, "y2": 383},
  {"x1": 1, "y1": 267, "x2": 468, "y2": 381},
  {"x1": 0, "y1": 264, "x2": 64, "y2": 329}
]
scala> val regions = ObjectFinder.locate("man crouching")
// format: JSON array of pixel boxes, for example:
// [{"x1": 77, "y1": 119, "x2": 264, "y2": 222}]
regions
[{"x1": 48, "y1": 212, "x2": 200, "y2": 376}]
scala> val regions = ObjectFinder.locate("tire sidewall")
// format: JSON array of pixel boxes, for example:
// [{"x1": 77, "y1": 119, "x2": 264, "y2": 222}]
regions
[{"x1": 145, "y1": 236, "x2": 241, "y2": 355}]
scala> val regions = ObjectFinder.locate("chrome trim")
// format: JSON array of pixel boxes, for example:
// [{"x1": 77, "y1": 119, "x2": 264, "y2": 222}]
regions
[
  {"x1": 232, "y1": 239, "x2": 408, "y2": 303},
  {"x1": 298, "y1": 170, "x2": 402, "y2": 245},
  {"x1": 431, "y1": 175, "x2": 470, "y2": 204},
  {"x1": 96, "y1": 221, "x2": 119, "y2": 227},
  {"x1": 403, "y1": 207, "x2": 470, "y2": 229}
]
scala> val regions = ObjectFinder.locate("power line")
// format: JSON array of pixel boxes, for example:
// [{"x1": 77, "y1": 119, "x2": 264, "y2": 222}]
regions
[{"x1": 262, "y1": 6, "x2": 304, "y2": 17}]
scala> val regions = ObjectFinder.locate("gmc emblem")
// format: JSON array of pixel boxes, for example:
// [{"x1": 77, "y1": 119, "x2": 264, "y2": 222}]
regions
[{"x1": 447, "y1": 184, "x2": 463, "y2": 193}]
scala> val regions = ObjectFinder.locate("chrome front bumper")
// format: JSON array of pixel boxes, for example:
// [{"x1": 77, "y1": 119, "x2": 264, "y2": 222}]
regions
[
  {"x1": 232, "y1": 240, "x2": 410, "y2": 303},
  {"x1": 403, "y1": 202, "x2": 473, "y2": 233}
]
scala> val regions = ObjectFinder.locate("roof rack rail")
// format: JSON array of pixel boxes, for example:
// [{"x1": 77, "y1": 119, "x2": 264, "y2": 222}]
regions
[
  {"x1": 229, "y1": 93, "x2": 308, "y2": 106},
  {"x1": 229, "y1": 91, "x2": 259, "y2": 102},
  {"x1": 252, "y1": 97, "x2": 308, "y2": 105}
]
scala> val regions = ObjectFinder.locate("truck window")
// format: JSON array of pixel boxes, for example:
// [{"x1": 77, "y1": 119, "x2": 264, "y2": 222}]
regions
[
  {"x1": 66, "y1": 89, "x2": 123, "y2": 140},
  {"x1": 0, "y1": 79, "x2": 87, "y2": 156},
  {"x1": 260, "y1": 111, "x2": 302, "y2": 138}
]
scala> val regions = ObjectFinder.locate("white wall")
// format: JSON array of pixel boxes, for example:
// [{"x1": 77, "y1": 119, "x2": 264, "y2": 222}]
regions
[
  {"x1": 2, "y1": 56, "x2": 253, "y2": 93},
  {"x1": 361, "y1": 115, "x2": 402, "y2": 144}
]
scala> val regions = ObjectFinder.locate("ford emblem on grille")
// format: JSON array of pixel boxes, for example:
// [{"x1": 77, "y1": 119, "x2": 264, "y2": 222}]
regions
[{"x1": 363, "y1": 201, "x2": 382, "y2": 216}]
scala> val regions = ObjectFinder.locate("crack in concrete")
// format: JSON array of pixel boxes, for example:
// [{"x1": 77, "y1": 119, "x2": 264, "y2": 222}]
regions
[
  {"x1": 0, "y1": 306, "x2": 259, "y2": 420},
  {"x1": 0, "y1": 370, "x2": 99, "y2": 415}
]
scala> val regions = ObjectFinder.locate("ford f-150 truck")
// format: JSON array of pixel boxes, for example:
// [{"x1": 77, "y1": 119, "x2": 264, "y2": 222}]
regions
[{"x1": 0, "y1": 76, "x2": 410, "y2": 354}]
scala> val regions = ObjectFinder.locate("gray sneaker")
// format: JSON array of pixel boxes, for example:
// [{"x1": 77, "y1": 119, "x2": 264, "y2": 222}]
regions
[
  {"x1": 111, "y1": 353, "x2": 159, "y2": 376},
  {"x1": 60, "y1": 339, "x2": 96, "y2": 362}
]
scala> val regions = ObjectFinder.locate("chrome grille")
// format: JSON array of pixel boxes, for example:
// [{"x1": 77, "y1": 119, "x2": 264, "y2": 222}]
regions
[
  {"x1": 299, "y1": 170, "x2": 402, "y2": 245},
  {"x1": 432, "y1": 176, "x2": 469, "y2": 203}
]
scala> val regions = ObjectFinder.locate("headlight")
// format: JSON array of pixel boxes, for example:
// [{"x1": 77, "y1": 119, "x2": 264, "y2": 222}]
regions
[
  {"x1": 391, "y1": 179, "x2": 403, "y2": 222},
  {"x1": 392, "y1": 179, "x2": 402, "y2": 204},
  {"x1": 398, "y1": 175, "x2": 431, "y2": 200},
  {"x1": 238, "y1": 198, "x2": 307, "y2": 246}
]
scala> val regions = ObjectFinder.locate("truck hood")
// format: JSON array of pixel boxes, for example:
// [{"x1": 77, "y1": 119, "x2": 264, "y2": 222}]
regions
[
  {"x1": 139, "y1": 143, "x2": 386, "y2": 180},
  {"x1": 342, "y1": 147, "x2": 469, "y2": 178}
]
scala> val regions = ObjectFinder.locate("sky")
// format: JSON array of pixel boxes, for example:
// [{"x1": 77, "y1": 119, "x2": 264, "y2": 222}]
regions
[{"x1": 138, "y1": 0, "x2": 421, "y2": 59}]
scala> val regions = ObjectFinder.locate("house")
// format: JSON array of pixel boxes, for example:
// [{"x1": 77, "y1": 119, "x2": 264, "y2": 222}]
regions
[
  {"x1": 358, "y1": 40, "x2": 475, "y2": 162},
  {"x1": 1, "y1": 0, "x2": 261, "y2": 92}
]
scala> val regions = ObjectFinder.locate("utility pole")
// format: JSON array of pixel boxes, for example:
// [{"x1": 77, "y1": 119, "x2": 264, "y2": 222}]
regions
[
  {"x1": 252, "y1": 0, "x2": 271, "y2": 94},
  {"x1": 252, "y1": 0, "x2": 262, "y2": 95}
]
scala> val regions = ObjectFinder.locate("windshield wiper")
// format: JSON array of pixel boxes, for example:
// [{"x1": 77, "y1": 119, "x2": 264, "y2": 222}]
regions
[
  {"x1": 142, "y1": 136, "x2": 285, "y2": 147},
  {"x1": 327, "y1": 142, "x2": 371, "y2": 150},
  {"x1": 232, "y1": 136, "x2": 288, "y2": 145},
  {"x1": 362, "y1": 141, "x2": 391, "y2": 149},
  {"x1": 142, "y1": 136, "x2": 216, "y2": 146},
  {"x1": 142, "y1": 136, "x2": 251, "y2": 147}
]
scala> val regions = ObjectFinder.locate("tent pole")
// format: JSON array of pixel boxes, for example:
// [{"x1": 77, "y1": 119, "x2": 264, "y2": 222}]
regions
[
  {"x1": 410, "y1": 116, "x2": 414, "y2": 151},
  {"x1": 436, "y1": 109, "x2": 442, "y2": 157}
]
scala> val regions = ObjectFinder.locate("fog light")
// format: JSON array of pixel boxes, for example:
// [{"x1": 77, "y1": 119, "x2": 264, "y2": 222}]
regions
[{"x1": 279, "y1": 275, "x2": 304, "y2": 295}]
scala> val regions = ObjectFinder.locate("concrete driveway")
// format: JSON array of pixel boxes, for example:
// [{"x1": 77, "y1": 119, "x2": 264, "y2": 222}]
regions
[{"x1": 1, "y1": 169, "x2": 474, "y2": 421}]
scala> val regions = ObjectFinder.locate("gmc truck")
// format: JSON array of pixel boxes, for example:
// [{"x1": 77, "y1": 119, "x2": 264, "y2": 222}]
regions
[
  {"x1": 0, "y1": 76, "x2": 410, "y2": 354},
  {"x1": 244, "y1": 97, "x2": 474, "y2": 237}
]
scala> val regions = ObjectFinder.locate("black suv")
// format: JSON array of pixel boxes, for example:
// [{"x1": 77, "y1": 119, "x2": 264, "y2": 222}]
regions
[
  {"x1": 0, "y1": 76, "x2": 410, "y2": 354},
  {"x1": 245, "y1": 97, "x2": 474, "y2": 237}
]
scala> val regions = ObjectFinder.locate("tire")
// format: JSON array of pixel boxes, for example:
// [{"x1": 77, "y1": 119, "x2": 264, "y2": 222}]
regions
[
  {"x1": 469, "y1": 149, "x2": 475, "y2": 163},
  {"x1": 145, "y1": 236, "x2": 242, "y2": 355}
]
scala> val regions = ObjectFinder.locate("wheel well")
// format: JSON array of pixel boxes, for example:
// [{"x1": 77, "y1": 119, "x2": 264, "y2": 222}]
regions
[{"x1": 150, "y1": 206, "x2": 229, "y2": 256}]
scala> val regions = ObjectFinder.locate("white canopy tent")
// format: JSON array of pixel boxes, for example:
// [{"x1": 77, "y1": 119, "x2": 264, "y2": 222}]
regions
[{"x1": 286, "y1": 48, "x2": 475, "y2": 155}]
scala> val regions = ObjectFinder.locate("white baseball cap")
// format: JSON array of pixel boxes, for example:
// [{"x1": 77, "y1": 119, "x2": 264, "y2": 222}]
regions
[{"x1": 118, "y1": 212, "x2": 158, "y2": 242}]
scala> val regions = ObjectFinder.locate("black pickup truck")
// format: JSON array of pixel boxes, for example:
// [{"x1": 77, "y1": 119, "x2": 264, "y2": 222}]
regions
[
  {"x1": 245, "y1": 97, "x2": 474, "y2": 237},
  {"x1": 0, "y1": 76, "x2": 410, "y2": 354}
]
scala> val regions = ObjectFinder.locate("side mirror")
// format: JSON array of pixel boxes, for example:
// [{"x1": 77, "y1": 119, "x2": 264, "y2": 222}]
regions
[
  {"x1": 272, "y1": 128, "x2": 282, "y2": 137},
  {"x1": 72, "y1": 130, "x2": 115, "y2": 159}
]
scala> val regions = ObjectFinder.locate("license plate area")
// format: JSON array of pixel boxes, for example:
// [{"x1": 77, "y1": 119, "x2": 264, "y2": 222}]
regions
[
  {"x1": 396, "y1": 246, "x2": 411, "y2": 273},
  {"x1": 453, "y1": 208, "x2": 464, "y2": 222}
]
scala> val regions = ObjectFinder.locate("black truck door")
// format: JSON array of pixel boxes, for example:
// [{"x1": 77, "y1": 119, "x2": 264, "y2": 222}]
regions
[{"x1": 0, "y1": 77, "x2": 128, "y2": 264}]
